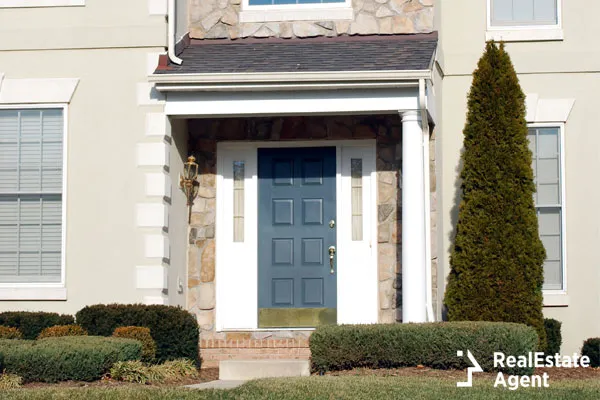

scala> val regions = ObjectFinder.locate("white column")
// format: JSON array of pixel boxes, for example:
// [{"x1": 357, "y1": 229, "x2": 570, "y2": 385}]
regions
[{"x1": 401, "y1": 111, "x2": 427, "y2": 323}]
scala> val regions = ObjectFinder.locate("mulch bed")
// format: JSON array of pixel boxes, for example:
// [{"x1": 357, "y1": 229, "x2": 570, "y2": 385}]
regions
[
  {"x1": 323, "y1": 366, "x2": 600, "y2": 381},
  {"x1": 22, "y1": 368, "x2": 220, "y2": 389}
]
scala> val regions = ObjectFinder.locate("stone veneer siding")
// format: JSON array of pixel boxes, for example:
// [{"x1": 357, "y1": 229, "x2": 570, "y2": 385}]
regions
[
  {"x1": 190, "y1": 0, "x2": 433, "y2": 40},
  {"x1": 186, "y1": 115, "x2": 437, "y2": 366}
]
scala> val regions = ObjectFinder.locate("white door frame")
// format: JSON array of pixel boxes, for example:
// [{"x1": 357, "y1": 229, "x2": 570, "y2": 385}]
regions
[{"x1": 215, "y1": 140, "x2": 378, "y2": 331}]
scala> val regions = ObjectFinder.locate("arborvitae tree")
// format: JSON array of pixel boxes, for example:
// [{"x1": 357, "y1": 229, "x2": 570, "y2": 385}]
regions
[{"x1": 444, "y1": 42, "x2": 547, "y2": 350}]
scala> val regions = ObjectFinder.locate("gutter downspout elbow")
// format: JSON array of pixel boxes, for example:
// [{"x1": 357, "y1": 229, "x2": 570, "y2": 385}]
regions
[
  {"x1": 168, "y1": 0, "x2": 183, "y2": 65},
  {"x1": 419, "y1": 78, "x2": 435, "y2": 323}
]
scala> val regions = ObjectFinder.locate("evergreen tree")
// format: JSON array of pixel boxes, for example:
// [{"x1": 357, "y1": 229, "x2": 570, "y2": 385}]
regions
[{"x1": 444, "y1": 42, "x2": 547, "y2": 350}]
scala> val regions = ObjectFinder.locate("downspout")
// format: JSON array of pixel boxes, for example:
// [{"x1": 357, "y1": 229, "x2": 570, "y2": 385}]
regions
[
  {"x1": 168, "y1": 0, "x2": 183, "y2": 65},
  {"x1": 419, "y1": 78, "x2": 435, "y2": 322}
]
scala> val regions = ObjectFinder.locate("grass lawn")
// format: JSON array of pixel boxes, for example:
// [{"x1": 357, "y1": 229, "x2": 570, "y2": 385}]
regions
[{"x1": 2, "y1": 374, "x2": 600, "y2": 400}]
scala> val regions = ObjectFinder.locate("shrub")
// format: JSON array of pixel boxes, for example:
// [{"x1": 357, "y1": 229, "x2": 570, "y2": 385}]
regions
[
  {"x1": 0, "y1": 336, "x2": 142, "y2": 383},
  {"x1": 0, "y1": 326, "x2": 22, "y2": 340},
  {"x1": 110, "y1": 358, "x2": 197, "y2": 384},
  {"x1": 38, "y1": 324, "x2": 88, "y2": 339},
  {"x1": 581, "y1": 338, "x2": 600, "y2": 368},
  {"x1": 113, "y1": 326, "x2": 156, "y2": 362},
  {"x1": 544, "y1": 319, "x2": 562, "y2": 356},
  {"x1": 444, "y1": 41, "x2": 547, "y2": 351},
  {"x1": 0, "y1": 373, "x2": 22, "y2": 389},
  {"x1": 76, "y1": 304, "x2": 199, "y2": 365},
  {"x1": 0, "y1": 312, "x2": 74, "y2": 340},
  {"x1": 310, "y1": 322, "x2": 538, "y2": 375}
]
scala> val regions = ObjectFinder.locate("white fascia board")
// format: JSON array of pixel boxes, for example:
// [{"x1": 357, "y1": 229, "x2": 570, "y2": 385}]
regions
[{"x1": 149, "y1": 70, "x2": 432, "y2": 85}]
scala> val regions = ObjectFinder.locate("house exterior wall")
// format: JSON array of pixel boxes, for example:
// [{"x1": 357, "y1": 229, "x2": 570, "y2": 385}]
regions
[
  {"x1": 436, "y1": 0, "x2": 600, "y2": 354},
  {"x1": 0, "y1": 0, "x2": 170, "y2": 312},
  {"x1": 188, "y1": 0, "x2": 433, "y2": 39}
]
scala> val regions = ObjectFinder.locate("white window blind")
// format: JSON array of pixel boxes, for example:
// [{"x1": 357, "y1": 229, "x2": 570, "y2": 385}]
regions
[
  {"x1": 528, "y1": 127, "x2": 563, "y2": 291},
  {"x1": 491, "y1": 0, "x2": 558, "y2": 26},
  {"x1": 0, "y1": 109, "x2": 63, "y2": 284}
]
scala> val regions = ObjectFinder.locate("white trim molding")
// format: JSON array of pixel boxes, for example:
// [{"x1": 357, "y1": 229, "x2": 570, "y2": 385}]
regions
[
  {"x1": 526, "y1": 94, "x2": 575, "y2": 123},
  {"x1": 0, "y1": 288, "x2": 67, "y2": 301},
  {"x1": 148, "y1": 0, "x2": 167, "y2": 16},
  {"x1": 543, "y1": 292, "x2": 569, "y2": 307},
  {"x1": 486, "y1": 0, "x2": 563, "y2": 42},
  {"x1": 136, "y1": 266, "x2": 168, "y2": 290},
  {"x1": 239, "y1": 0, "x2": 352, "y2": 23},
  {"x1": 0, "y1": 0, "x2": 84, "y2": 7},
  {"x1": 0, "y1": 77, "x2": 79, "y2": 104}
]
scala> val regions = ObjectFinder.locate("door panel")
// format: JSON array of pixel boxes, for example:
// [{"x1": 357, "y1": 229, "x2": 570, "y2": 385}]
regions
[{"x1": 258, "y1": 147, "x2": 337, "y2": 328}]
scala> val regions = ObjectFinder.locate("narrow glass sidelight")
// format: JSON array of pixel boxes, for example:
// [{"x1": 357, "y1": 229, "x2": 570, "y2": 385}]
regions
[
  {"x1": 233, "y1": 161, "x2": 245, "y2": 242},
  {"x1": 351, "y1": 159, "x2": 363, "y2": 241}
]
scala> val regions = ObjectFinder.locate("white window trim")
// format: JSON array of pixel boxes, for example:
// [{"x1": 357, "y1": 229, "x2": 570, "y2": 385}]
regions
[
  {"x1": 0, "y1": 0, "x2": 84, "y2": 7},
  {"x1": 239, "y1": 0, "x2": 352, "y2": 23},
  {"x1": 486, "y1": 0, "x2": 563, "y2": 42},
  {"x1": 0, "y1": 103, "x2": 69, "y2": 301},
  {"x1": 529, "y1": 122, "x2": 567, "y2": 306}
]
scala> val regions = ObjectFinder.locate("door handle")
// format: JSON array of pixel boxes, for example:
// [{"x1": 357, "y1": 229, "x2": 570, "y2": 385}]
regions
[{"x1": 328, "y1": 246, "x2": 336, "y2": 275}]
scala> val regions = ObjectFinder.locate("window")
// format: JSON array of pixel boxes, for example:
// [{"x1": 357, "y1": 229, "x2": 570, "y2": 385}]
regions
[
  {"x1": 240, "y1": 0, "x2": 352, "y2": 23},
  {"x1": 487, "y1": 0, "x2": 562, "y2": 42},
  {"x1": 528, "y1": 126, "x2": 564, "y2": 291},
  {"x1": 233, "y1": 161, "x2": 245, "y2": 243},
  {"x1": 0, "y1": 109, "x2": 64, "y2": 285},
  {"x1": 351, "y1": 159, "x2": 363, "y2": 241},
  {"x1": 491, "y1": 0, "x2": 558, "y2": 26}
]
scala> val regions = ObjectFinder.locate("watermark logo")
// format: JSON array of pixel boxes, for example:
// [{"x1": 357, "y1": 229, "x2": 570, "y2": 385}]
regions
[{"x1": 456, "y1": 350, "x2": 483, "y2": 387}]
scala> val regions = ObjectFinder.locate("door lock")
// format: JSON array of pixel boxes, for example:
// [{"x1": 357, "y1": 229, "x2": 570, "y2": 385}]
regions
[
  {"x1": 328, "y1": 246, "x2": 336, "y2": 275},
  {"x1": 329, "y1": 220, "x2": 335, "y2": 228}
]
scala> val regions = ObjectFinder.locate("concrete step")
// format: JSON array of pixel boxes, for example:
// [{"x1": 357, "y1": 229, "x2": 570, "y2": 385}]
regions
[{"x1": 219, "y1": 359, "x2": 310, "y2": 380}]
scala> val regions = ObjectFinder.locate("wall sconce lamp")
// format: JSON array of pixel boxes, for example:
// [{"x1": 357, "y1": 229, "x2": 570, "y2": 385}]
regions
[{"x1": 180, "y1": 156, "x2": 199, "y2": 223}]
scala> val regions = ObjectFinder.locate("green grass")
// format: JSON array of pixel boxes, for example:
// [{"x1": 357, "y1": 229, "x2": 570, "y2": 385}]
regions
[{"x1": 1, "y1": 376, "x2": 599, "y2": 400}]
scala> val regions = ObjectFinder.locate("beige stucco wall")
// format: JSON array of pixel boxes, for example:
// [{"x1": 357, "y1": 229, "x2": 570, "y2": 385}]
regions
[
  {"x1": 436, "y1": 0, "x2": 600, "y2": 354},
  {"x1": 0, "y1": 0, "x2": 168, "y2": 313}
]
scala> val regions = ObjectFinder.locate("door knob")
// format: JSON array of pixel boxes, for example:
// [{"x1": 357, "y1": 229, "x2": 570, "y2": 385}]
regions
[{"x1": 328, "y1": 246, "x2": 336, "y2": 275}]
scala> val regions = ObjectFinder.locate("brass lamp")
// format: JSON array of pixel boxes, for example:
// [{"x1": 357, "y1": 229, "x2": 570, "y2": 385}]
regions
[{"x1": 180, "y1": 155, "x2": 199, "y2": 223}]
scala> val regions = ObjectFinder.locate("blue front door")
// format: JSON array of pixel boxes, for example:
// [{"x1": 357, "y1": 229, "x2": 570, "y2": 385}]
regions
[{"x1": 258, "y1": 147, "x2": 337, "y2": 328}]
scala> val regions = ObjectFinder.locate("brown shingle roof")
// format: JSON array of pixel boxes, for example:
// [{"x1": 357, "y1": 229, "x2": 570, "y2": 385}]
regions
[{"x1": 154, "y1": 33, "x2": 438, "y2": 75}]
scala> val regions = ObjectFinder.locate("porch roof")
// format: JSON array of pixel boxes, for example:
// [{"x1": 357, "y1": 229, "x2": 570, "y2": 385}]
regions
[{"x1": 154, "y1": 33, "x2": 437, "y2": 75}]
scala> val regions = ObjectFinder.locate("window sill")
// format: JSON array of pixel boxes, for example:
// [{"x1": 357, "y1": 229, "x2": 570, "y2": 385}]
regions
[
  {"x1": 543, "y1": 292, "x2": 569, "y2": 307},
  {"x1": 485, "y1": 28, "x2": 563, "y2": 42},
  {"x1": 239, "y1": 8, "x2": 353, "y2": 23},
  {"x1": 0, "y1": 0, "x2": 84, "y2": 7},
  {"x1": 0, "y1": 287, "x2": 67, "y2": 301}
]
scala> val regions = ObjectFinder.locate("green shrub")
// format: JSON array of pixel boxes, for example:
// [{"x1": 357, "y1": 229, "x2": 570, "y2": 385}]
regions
[
  {"x1": 581, "y1": 338, "x2": 600, "y2": 368},
  {"x1": 113, "y1": 326, "x2": 156, "y2": 362},
  {"x1": 0, "y1": 373, "x2": 22, "y2": 389},
  {"x1": 0, "y1": 312, "x2": 74, "y2": 340},
  {"x1": 0, "y1": 326, "x2": 23, "y2": 340},
  {"x1": 0, "y1": 336, "x2": 142, "y2": 383},
  {"x1": 444, "y1": 42, "x2": 547, "y2": 351},
  {"x1": 110, "y1": 358, "x2": 197, "y2": 384},
  {"x1": 310, "y1": 322, "x2": 538, "y2": 375},
  {"x1": 544, "y1": 319, "x2": 562, "y2": 356},
  {"x1": 76, "y1": 304, "x2": 199, "y2": 365},
  {"x1": 38, "y1": 324, "x2": 88, "y2": 339}
]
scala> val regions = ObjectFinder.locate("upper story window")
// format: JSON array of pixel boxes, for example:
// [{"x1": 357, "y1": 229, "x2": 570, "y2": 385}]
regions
[
  {"x1": 0, "y1": 109, "x2": 65, "y2": 285},
  {"x1": 240, "y1": 0, "x2": 352, "y2": 23},
  {"x1": 487, "y1": 0, "x2": 563, "y2": 42}
]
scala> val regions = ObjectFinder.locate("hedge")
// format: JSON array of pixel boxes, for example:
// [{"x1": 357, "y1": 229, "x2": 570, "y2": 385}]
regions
[
  {"x1": 581, "y1": 338, "x2": 600, "y2": 368},
  {"x1": 76, "y1": 304, "x2": 199, "y2": 365},
  {"x1": 544, "y1": 319, "x2": 562, "y2": 356},
  {"x1": 310, "y1": 322, "x2": 538, "y2": 375},
  {"x1": 0, "y1": 312, "x2": 74, "y2": 340},
  {"x1": 113, "y1": 326, "x2": 156, "y2": 363},
  {"x1": 0, "y1": 336, "x2": 142, "y2": 383},
  {"x1": 38, "y1": 324, "x2": 88, "y2": 339},
  {"x1": 0, "y1": 326, "x2": 23, "y2": 340}
]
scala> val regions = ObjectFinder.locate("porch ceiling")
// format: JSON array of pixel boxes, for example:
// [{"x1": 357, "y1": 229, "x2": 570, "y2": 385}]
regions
[{"x1": 153, "y1": 33, "x2": 437, "y2": 76}]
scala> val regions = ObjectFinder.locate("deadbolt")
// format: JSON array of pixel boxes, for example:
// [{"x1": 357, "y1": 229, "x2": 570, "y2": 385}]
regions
[{"x1": 329, "y1": 220, "x2": 335, "y2": 228}]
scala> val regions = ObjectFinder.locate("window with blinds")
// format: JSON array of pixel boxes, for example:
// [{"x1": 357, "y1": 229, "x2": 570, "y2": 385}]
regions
[
  {"x1": 0, "y1": 109, "x2": 63, "y2": 284},
  {"x1": 528, "y1": 127, "x2": 563, "y2": 291},
  {"x1": 491, "y1": 0, "x2": 558, "y2": 26}
]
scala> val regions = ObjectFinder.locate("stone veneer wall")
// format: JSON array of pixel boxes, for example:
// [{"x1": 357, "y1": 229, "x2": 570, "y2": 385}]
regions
[
  {"x1": 186, "y1": 115, "x2": 437, "y2": 366},
  {"x1": 190, "y1": 0, "x2": 433, "y2": 39}
]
